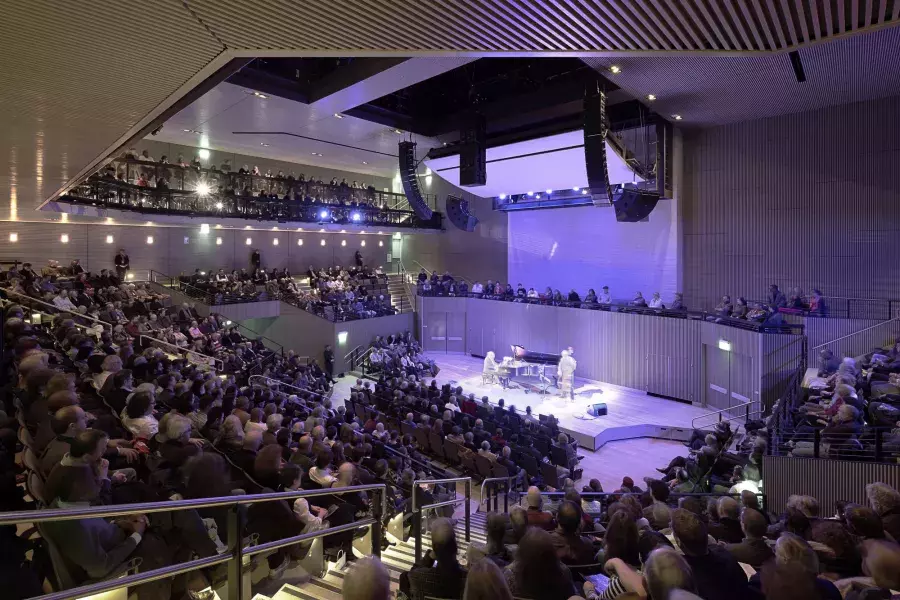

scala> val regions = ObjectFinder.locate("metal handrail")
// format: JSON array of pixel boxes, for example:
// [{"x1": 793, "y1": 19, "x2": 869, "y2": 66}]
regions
[
  {"x1": 139, "y1": 334, "x2": 225, "y2": 372},
  {"x1": 382, "y1": 444, "x2": 452, "y2": 479},
  {"x1": 247, "y1": 374, "x2": 329, "y2": 403},
  {"x1": 0, "y1": 484, "x2": 386, "y2": 600},
  {"x1": 480, "y1": 476, "x2": 517, "y2": 513},
  {"x1": 17, "y1": 303, "x2": 98, "y2": 336},
  {"x1": 810, "y1": 315, "x2": 900, "y2": 351},
  {"x1": 411, "y1": 476, "x2": 472, "y2": 563},
  {"x1": 691, "y1": 398, "x2": 755, "y2": 428},
  {"x1": 4, "y1": 288, "x2": 113, "y2": 331}
]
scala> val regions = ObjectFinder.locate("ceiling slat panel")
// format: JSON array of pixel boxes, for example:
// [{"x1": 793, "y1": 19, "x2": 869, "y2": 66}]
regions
[
  {"x1": 506, "y1": 0, "x2": 585, "y2": 51},
  {"x1": 547, "y1": 0, "x2": 617, "y2": 50},
  {"x1": 780, "y1": 0, "x2": 801, "y2": 45},
  {"x1": 751, "y1": 0, "x2": 781, "y2": 49},
  {"x1": 794, "y1": 0, "x2": 813, "y2": 42},
  {"x1": 571, "y1": 1, "x2": 634, "y2": 49},
  {"x1": 452, "y1": 0, "x2": 543, "y2": 51},
  {"x1": 707, "y1": 0, "x2": 748, "y2": 49},
  {"x1": 605, "y1": 0, "x2": 661, "y2": 49},
  {"x1": 648, "y1": 0, "x2": 696, "y2": 49},
  {"x1": 725, "y1": 0, "x2": 758, "y2": 49},
  {"x1": 739, "y1": 0, "x2": 770, "y2": 50},
  {"x1": 531, "y1": 0, "x2": 596, "y2": 50}
]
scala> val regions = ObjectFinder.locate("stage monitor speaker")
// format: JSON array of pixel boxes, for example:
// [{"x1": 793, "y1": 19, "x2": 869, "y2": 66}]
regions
[
  {"x1": 459, "y1": 113, "x2": 487, "y2": 187},
  {"x1": 398, "y1": 141, "x2": 434, "y2": 220},
  {"x1": 587, "y1": 402, "x2": 608, "y2": 417},
  {"x1": 584, "y1": 91, "x2": 612, "y2": 206},
  {"x1": 612, "y1": 186, "x2": 659, "y2": 222},
  {"x1": 445, "y1": 195, "x2": 478, "y2": 232}
]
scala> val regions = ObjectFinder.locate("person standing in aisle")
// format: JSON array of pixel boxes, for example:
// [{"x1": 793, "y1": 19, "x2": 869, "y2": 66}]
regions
[
  {"x1": 324, "y1": 344, "x2": 336, "y2": 383},
  {"x1": 251, "y1": 248, "x2": 261, "y2": 271},
  {"x1": 114, "y1": 248, "x2": 130, "y2": 281}
]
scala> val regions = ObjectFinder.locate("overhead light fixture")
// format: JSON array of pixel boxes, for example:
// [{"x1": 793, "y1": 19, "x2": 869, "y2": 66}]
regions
[
  {"x1": 9, "y1": 233, "x2": 18, "y2": 242},
  {"x1": 341, "y1": 239, "x2": 346, "y2": 247},
  {"x1": 146, "y1": 236, "x2": 154, "y2": 244},
  {"x1": 581, "y1": 190, "x2": 588, "y2": 195},
  {"x1": 361, "y1": 240, "x2": 366, "y2": 247},
  {"x1": 672, "y1": 114, "x2": 683, "y2": 121},
  {"x1": 351, "y1": 212, "x2": 361, "y2": 222},
  {"x1": 378, "y1": 240, "x2": 383, "y2": 247},
  {"x1": 333, "y1": 113, "x2": 344, "y2": 119},
  {"x1": 320, "y1": 239, "x2": 326, "y2": 246},
  {"x1": 362, "y1": 161, "x2": 368, "y2": 165},
  {"x1": 526, "y1": 191, "x2": 534, "y2": 197},
  {"x1": 126, "y1": 273, "x2": 135, "y2": 280},
  {"x1": 273, "y1": 238, "x2": 279, "y2": 246},
  {"x1": 297, "y1": 239, "x2": 303, "y2": 246},
  {"x1": 260, "y1": 143, "x2": 269, "y2": 147},
  {"x1": 319, "y1": 209, "x2": 329, "y2": 219},
  {"x1": 183, "y1": 129, "x2": 192, "y2": 133},
  {"x1": 60, "y1": 234, "x2": 69, "y2": 244},
  {"x1": 545, "y1": 188, "x2": 552, "y2": 194},
  {"x1": 393, "y1": 128, "x2": 403, "y2": 134},
  {"x1": 197, "y1": 183, "x2": 212, "y2": 197},
  {"x1": 105, "y1": 235, "x2": 114, "y2": 244},
  {"x1": 572, "y1": 187, "x2": 580, "y2": 192},
  {"x1": 246, "y1": 238, "x2": 252, "y2": 245},
  {"x1": 215, "y1": 202, "x2": 223, "y2": 210},
  {"x1": 499, "y1": 194, "x2": 507, "y2": 200},
  {"x1": 253, "y1": 91, "x2": 267, "y2": 99},
  {"x1": 198, "y1": 149, "x2": 210, "y2": 160},
  {"x1": 647, "y1": 94, "x2": 657, "y2": 101},
  {"x1": 216, "y1": 237, "x2": 222, "y2": 245},
  {"x1": 609, "y1": 65, "x2": 621, "y2": 74},
  {"x1": 535, "y1": 194, "x2": 541, "y2": 199},
  {"x1": 200, "y1": 223, "x2": 210, "y2": 234}
]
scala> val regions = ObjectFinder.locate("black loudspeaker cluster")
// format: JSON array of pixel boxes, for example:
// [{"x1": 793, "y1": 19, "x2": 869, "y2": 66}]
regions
[
  {"x1": 445, "y1": 195, "x2": 478, "y2": 232},
  {"x1": 583, "y1": 91, "x2": 661, "y2": 222},
  {"x1": 398, "y1": 141, "x2": 434, "y2": 221},
  {"x1": 459, "y1": 113, "x2": 487, "y2": 187}
]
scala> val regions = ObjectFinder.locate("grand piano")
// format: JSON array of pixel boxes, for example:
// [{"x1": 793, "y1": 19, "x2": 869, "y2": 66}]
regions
[{"x1": 498, "y1": 345, "x2": 562, "y2": 393}]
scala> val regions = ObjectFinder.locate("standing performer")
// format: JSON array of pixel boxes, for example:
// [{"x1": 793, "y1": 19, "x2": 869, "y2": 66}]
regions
[{"x1": 557, "y1": 349, "x2": 577, "y2": 401}]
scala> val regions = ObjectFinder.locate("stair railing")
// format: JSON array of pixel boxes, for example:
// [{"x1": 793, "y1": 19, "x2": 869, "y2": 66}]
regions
[
  {"x1": 412, "y1": 476, "x2": 472, "y2": 563},
  {"x1": 0, "y1": 483, "x2": 387, "y2": 600}
]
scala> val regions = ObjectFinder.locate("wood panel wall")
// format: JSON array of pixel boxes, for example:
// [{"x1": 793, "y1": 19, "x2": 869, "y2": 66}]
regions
[{"x1": 682, "y1": 94, "x2": 900, "y2": 311}]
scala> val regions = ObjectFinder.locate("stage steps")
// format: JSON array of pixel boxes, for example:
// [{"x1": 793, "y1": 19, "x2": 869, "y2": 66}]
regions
[
  {"x1": 268, "y1": 510, "x2": 488, "y2": 600},
  {"x1": 386, "y1": 274, "x2": 413, "y2": 314}
]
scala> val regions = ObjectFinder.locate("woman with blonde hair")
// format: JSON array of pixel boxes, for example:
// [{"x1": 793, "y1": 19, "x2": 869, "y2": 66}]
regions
[{"x1": 464, "y1": 558, "x2": 513, "y2": 600}]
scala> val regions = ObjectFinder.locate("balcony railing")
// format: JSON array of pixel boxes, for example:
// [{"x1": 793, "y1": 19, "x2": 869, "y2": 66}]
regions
[{"x1": 62, "y1": 176, "x2": 442, "y2": 230}]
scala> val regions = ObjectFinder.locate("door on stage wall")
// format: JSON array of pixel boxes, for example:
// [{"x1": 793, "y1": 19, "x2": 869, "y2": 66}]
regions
[
  {"x1": 704, "y1": 345, "x2": 756, "y2": 419},
  {"x1": 423, "y1": 311, "x2": 447, "y2": 352},
  {"x1": 423, "y1": 311, "x2": 467, "y2": 353}
]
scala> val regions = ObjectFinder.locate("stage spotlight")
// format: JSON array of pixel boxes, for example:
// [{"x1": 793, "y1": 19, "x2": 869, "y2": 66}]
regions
[
  {"x1": 198, "y1": 149, "x2": 210, "y2": 160},
  {"x1": 572, "y1": 187, "x2": 580, "y2": 192},
  {"x1": 215, "y1": 202, "x2": 223, "y2": 210},
  {"x1": 499, "y1": 194, "x2": 507, "y2": 200},
  {"x1": 526, "y1": 191, "x2": 534, "y2": 197},
  {"x1": 319, "y1": 209, "x2": 329, "y2": 219},
  {"x1": 546, "y1": 188, "x2": 552, "y2": 194},
  {"x1": 351, "y1": 212, "x2": 361, "y2": 222}
]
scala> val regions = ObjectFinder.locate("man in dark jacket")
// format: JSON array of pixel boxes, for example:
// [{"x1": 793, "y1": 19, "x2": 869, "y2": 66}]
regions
[{"x1": 724, "y1": 508, "x2": 774, "y2": 568}]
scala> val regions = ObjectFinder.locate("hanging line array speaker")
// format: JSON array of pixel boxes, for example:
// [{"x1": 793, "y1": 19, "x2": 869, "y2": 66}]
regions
[{"x1": 398, "y1": 141, "x2": 434, "y2": 220}]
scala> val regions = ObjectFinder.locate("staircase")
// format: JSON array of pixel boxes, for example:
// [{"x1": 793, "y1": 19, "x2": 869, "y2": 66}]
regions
[
  {"x1": 387, "y1": 274, "x2": 414, "y2": 314},
  {"x1": 263, "y1": 510, "x2": 488, "y2": 600}
]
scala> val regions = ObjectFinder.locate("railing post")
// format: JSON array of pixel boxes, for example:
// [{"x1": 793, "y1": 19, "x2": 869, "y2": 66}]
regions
[
  {"x1": 465, "y1": 479, "x2": 471, "y2": 542},
  {"x1": 813, "y1": 429, "x2": 821, "y2": 459},
  {"x1": 226, "y1": 505, "x2": 244, "y2": 600},
  {"x1": 504, "y1": 480, "x2": 509, "y2": 513},
  {"x1": 492, "y1": 484, "x2": 498, "y2": 512},
  {"x1": 371, "y1": 487, "x2": 383, "y2": 558},
  {"x1": 413, "y1": 486, "x2": 422, "y2": 564}
]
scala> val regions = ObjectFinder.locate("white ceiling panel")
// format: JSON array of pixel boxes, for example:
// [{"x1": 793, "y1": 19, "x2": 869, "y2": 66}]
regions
[
  {"x1": 424, "y1": 130, "x2": 641, "y2": 198},
  {"x1": 153, "y1": 82, "x2": 442, "y2": 178}
]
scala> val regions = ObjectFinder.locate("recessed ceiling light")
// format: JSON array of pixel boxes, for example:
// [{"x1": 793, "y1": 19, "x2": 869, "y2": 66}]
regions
[
  {"x1": 647, "y1": 94, "x2": 657, "y2": 101},
  {"x1": 333, "y1": 113, "x2": 344, "y2": 119},
  {"x1": 260, "y1": 143, "x2": 269, "y2": 147},
  {"x1": 362, "y1": 161, "x2": 368, "y2": 165},
  {"x1": 609, "y1": 65, "x2": 621, "y2": 74},
  {"x1": 393, "y1": 129, "x2": 403, "y2": 134},
  {"x1": 183, "y1": 129, "x2": 192, "y2": 132},
  {"x1": 253, "y1": 91, "x2": 267, "y2": 99},
  {"x1": 672, "y1": 114, "x2": 683, "y2": 120}
]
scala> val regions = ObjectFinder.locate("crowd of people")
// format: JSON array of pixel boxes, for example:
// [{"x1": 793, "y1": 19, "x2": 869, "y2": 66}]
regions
[
  {"x1": 365, "y1": 332, "x2": 439, "y2": 379},
  {"x1": 711, "y1": 284, "x2": 828, "y2": 324},
  {"x1": 414, "y1": 269, "x2": 684, "y2": 311},
  {"x1": 769, "y1": 339, "x2": 900, "y2": 461},
  {"x1": 73, "y1": 150, "x2": 440, "y2": 228},
  {"x1": 277, "y1": 262, "x2": 397, "y2": 322},
  {"x1": 344, "y1": 477, "x2": 900, "y2": 600},
  {"x1": 176, "y1": 264, "x2": 285, "y2": 304}
]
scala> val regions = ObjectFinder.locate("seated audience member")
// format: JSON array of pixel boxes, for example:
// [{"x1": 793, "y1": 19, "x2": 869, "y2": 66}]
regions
[
  {"x1": 671, "y1": 508, "x2": 755, "y2": 600},
  {"x1": 401, "y1": 519, "x2": 468, "y2": 600},
  {"x1": 866, "y1": 482, "x2": 900, "y2": 542},
  {"x1": 503, "y1": 528, "x2": 577, "y2": 599},
  {"x1": 342, "y1": 557, "x2": 392, "y2": 600},
  {"x1": 724, "y1": 508, "x2": 774, "y2": 568},
  {"x1": 708, "y1": 496, "x2": 743, "y2": 543},
  {"x1": 834, "y1": 539, "x2": 900, "y2": 599},
  {"x1": 524, "y1": 486, "x2": 556, "y2": 530},
  {"x1": 463, "y1": 558, "x2": 513, "y2": 600},
  {"x1": 121, "y1": 391, "x2": 159, "y2": 440},
  {"x1": 648, "y1": 292, "x2": 664, "y2": 308},
  {"x1": 549, "y1": 500, "x2": 597, "y2": 565},
  {"x1": 750, "y1": 532, "x2": 842, "y2": 600},
  {"x1": 631, "y1": 291, "x2": 647, "y2": 307},
  {"x1": 714, "y1": 295, "x2": 734, "y2": 318},
  {"x1": 467, "y1": 513, "x2": 513, "y2": 567}
]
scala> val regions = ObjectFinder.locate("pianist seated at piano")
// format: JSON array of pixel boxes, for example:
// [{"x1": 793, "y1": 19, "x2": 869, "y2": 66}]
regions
[{"x1": 483, "y1": 351, "x2": 500, "y2": 383}]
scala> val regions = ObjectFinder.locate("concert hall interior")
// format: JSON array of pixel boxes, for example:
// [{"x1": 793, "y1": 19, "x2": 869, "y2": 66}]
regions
[{"x1": 4, "y1": 5, "x2": 900, "y2": 600}]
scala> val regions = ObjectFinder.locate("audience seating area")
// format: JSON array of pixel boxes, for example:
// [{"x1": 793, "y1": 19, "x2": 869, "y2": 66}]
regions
[{"x1": 278, "y1": 264, "x2": 397, "y2": 322}]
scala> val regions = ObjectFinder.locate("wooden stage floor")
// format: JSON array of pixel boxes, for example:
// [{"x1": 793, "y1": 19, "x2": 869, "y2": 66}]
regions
[{"x1": 418, "y1": 352, "x2": 710, "y2": 451}]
